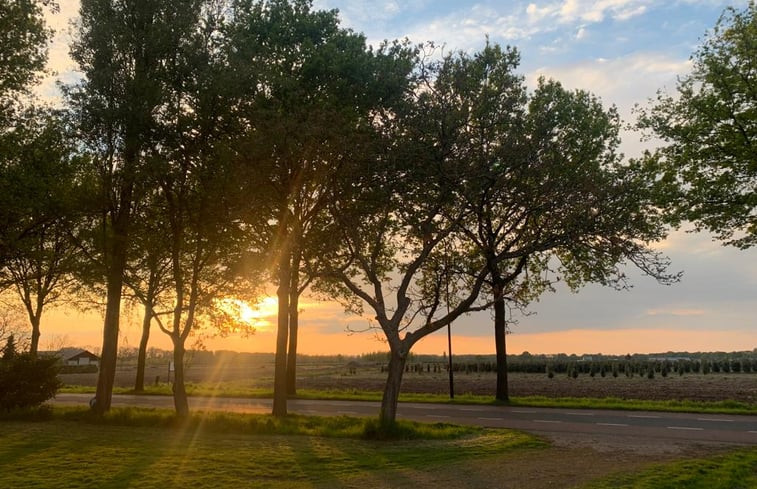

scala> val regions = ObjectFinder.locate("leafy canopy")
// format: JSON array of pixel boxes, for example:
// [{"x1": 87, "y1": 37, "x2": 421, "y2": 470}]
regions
[{"x1": 638, "y1": 2, "x2": 757, "y2": 249}]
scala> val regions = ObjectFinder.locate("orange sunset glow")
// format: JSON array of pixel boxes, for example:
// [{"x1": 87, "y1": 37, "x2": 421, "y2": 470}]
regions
[{"x1": 38, "y1": 294, "x2": 756, "y2": 357}]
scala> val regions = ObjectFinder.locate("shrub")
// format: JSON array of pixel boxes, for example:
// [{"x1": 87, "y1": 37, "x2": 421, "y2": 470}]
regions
[
  {"x1": 59, "y1": 364, "x2": 98, "y2": 374},
  {"x1": 0, "y1": 353, "x2": 62, "y2": 411}
]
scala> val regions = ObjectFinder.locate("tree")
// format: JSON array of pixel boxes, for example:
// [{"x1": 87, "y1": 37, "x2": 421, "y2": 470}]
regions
[
  {"x1": 148, "y1": 156, "x2": 256, "y2": 416},
  {"x1": 418, "y1": 43, "x2": 676, "y2": 401},
  {"x1": 637, "y1": 2, "x2": 757, "y2": 249},
  {"x1": 135, "y1": 0, "x2": 262, "y2": 415},
  {"x1": 317, "y1": 51, "x2": 498, "y2": 425},
  {"x1": 0, "y1": 109, "x2": 81, "y2": 355},
  {"x1": 227, "y1": 0, "x2": 414, "y2": 416},
  {"x1": 66, "y1": 0, "x2": 211, "y2": 414}
]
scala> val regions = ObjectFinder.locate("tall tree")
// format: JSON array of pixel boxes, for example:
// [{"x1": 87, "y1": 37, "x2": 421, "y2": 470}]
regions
[
  {"x1": 317, "y1": 56, "x2": 495, "y2": 425},
  {"x1": 419, "y1": 44, "x2": 676, "y2": 401},
  {"x1": 141, "y1": 0, "x2": 261, "y2": 415},
  {"x1": 637, "y1": 2, "x2": 757, "y2": 249},
  {"x1": 320, "y1": 43, "x2": 676, "y2": 425},
  {"x1": 67, "y1": 0, "x2": 208, "y2": 414},
  {"x1": 227, "y1": 0, "x2": 413, "y2": 416},
  {"x1": 0, "y1": 109, "x2": 81, "y2": 355}
]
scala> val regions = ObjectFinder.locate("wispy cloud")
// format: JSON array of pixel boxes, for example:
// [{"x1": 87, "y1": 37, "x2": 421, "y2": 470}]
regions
[
  {"x1": 645, "y1": 308, "x2": 707, "y2": 317},
  {"x1": 526, "y1": 0, "x2": 651, "y2": 24}
]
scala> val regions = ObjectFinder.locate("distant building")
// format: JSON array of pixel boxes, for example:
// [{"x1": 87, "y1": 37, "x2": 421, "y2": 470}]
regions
[{"x1": 40, "y1": 348, "x2": 100, "y2": 367}]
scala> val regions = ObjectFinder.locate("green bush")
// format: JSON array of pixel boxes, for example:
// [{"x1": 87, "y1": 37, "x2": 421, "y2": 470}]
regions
[
  {"x1": 59, "y1": 364, "x2": 98, "y2": 374},
  {"x1": 0, "y1": 353, "x2": 62, "y2": 411}
]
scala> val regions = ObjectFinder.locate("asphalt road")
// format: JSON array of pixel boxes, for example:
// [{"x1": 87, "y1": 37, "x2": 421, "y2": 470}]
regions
[{"x1": 52, "y1": 393, "x2": 757, "y2": 446}]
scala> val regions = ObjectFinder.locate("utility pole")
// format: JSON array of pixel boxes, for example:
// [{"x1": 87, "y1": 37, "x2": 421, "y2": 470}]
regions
[{"x1": 445, "y1": 255, "x2": 454, "y2": 399}]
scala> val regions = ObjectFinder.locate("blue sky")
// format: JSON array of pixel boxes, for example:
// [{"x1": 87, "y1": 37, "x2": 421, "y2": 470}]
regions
[
  {"x1": 307, "y1": 0, "x2": 757, "y2": 354},
  {"x1": 38, "y1": 1, "x2": 756, "y2": 355}
]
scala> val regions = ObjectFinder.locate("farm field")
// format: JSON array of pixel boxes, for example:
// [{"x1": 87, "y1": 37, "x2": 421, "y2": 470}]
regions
[{"x1": 61, "y1": 360, "x2": 757, "y2": 404}]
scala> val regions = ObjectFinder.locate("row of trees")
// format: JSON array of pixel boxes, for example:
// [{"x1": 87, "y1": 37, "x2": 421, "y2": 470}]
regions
[{"x1": 1, "y1": 0, "x2": 754, "y2": 426}]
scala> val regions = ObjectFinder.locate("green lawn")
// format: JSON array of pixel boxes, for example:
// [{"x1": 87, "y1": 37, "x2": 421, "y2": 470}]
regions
[
  {"x1": 582, "y1": 449, "x2": 757, "y2": 489},
  {"x1": 0, "y1": 408, "x2": 544, "y2": 489},
  {"x1": 2, "y1": 407, "x2": 756, "y2": 488}
]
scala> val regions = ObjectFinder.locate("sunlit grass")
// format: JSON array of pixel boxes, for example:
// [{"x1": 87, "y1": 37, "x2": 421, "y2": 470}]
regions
[
  {"x1": 0, "y1": 407, "x2": 545, "y2": 489},
  {"x1": 580, "y1": 448, "x2": 757, "y2": 489},
  {"x1": 42, "y1": 406, "x2": 483, "y2": 440}
]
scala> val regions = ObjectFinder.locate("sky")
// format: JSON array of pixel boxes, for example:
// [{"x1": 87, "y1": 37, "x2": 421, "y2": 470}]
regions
[{"x1": 27, "y1": 0, "x2": 757, "y2": 356}]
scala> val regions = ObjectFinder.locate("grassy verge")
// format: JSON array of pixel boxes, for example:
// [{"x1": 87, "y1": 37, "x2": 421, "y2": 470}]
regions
[
  {"x1": 59, "y1": 383, "x2": 757, "y2": 415},
  {"x1": 581, "y1": 448, "x2": 757, "y2": 489},
  {"x1": 0, "y1": 407, "x2": 544, "y2": 489}
]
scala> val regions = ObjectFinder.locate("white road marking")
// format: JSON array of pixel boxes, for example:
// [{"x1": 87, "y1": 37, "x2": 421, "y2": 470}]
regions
[
  {"x1": 627, "y1": 415, "x2": 661, "y2": 419},
  {"x1": 426, "y1": 415, "x2": 451, "y2": 419},
  {"x1": 696, "y1": 418, "x2": 734, "y2": 422},
  {"x1": 667, "y1": 426, "x2": 704, "y2": 431},
  {"x1": 597, "y1": 423, "x2": 629, "y2": 427},
  {"x1": 533, "y1": 420, "x2": 562, "y2": 424},
  {"x1": 478, "y1": 417, "x2": 503, "y2": 421},
  {"x1": 748, "y1": 431, "x2": 757, "y2": 434},
  {"x1": 459, "y1": 408, "x2": 484, "y2": 412},
  {"x1": 565, "y1": 412, "x2": 595, "y2": 416},
  {"x1": 512, "y1": 410, "x2": 539, "y2": 414}
]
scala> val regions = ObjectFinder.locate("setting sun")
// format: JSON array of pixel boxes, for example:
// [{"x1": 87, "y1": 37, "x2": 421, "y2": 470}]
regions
[{"x1": 216, "y1": 297, "x2": 278, "y2": 331}]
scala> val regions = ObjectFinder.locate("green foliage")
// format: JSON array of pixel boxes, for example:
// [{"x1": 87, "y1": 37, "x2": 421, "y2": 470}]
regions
[
  {"x1": 0, "y1": 352, "x2": 61, "y2": 411},
  {"x1": 0, "y1": 0, "x2": 51, "y2": 124},
  {"x1": 638, "y1": 2, "x2": 757, "y2": 248}
]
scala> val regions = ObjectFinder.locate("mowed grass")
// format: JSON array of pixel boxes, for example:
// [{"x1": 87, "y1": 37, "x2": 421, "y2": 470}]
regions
[
  {"x1": 59, "y1": 383, "x2": 757, "y2": 415},
  {"x1": 582, "y1": 448, "x2": 757, "y2": 489},
  {"x1": 0, "y1": 407, "x2": 544, "y2": 489}
]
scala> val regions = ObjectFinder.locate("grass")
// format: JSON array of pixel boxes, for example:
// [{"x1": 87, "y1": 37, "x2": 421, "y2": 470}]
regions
[
  {"x1": 581, "y1": 448, "x2": 757, "y2": 489},
  {"x1": 59, "y1": 383, "x2": 757, "y2": 415},
  {"x1": 0, "y1": 407, "x2": 544, "y2": 488}
]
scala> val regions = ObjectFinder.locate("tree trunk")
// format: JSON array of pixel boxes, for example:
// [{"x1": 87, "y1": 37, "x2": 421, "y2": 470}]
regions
[
  {"x1": 29, "y1": 315, "x2": 41, "y2": 357},
  {"x1": 493, "y1": 282, "x2": 509, "y2": 402},
  {"x1": 92, "y1": 238, "x2": 126, "y2": 414},
  {"x1": 272, "y1": 253, "x2": 291, "y2": 417},
  {"x1": 379, "y1": 347, "x2": 408, "y2": 427},
  {"x1": 286, "y1": 261, "x2": 300, "y2": 397},
  {"x1": 134, "y1": 302, "x2": 152, "y2": 392},
  {"x1": 172, "y1": 336, "x2": 189, "y2": 417}
]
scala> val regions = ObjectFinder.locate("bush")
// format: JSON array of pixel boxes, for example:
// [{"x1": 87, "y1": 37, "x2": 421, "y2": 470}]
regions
[
  {"x1": 0, "y1": 353, "x2": 62, "y2": 411},
  {"x1": 59, "y1": 364, "x2": 98, "y2": 374}
]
